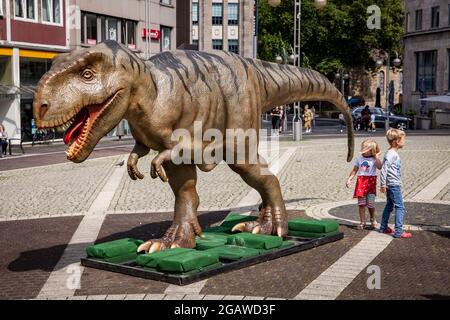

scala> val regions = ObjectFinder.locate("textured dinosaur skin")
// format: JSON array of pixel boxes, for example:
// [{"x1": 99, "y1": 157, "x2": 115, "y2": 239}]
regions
[{"x1": 33, "y1": 41, "x2": 354, "y2": 253}]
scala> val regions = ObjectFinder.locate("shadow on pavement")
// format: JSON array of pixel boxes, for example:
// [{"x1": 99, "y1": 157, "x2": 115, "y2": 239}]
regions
[{"x1": 7, "y1": 210, "x2": 230, "y2": 272}]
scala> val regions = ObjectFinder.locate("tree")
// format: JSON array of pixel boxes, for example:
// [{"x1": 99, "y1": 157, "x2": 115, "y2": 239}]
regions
[{"x1": 257, "y1": 0, "x2": 404, "y2": 78}]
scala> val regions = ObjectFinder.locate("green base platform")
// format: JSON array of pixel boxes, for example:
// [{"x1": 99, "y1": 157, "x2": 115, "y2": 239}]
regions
[{"x1": 81, "y1": 214, "x2": 343, "y2": 286}]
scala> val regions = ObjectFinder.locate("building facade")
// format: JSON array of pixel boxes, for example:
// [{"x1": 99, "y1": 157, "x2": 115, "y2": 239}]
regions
[
  {"x1": 69, "y1": 0, "x2": 177, "y2": 59},
  {"x1": 0, "y1": 0, "x2": 180, "y2": 142},
  {"x1": 191, "y1": 0, "x2": 255, "y2": 57},
  {"x1": 0, "y1": 0, "x2": 69, "y2": 141},
  {"x1": 403, "y1": 0, "x2": 450, "y2": 126}
]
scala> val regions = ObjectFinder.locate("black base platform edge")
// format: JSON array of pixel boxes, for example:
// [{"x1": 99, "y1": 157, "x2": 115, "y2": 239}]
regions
[{"x1": 81, "y1": 232, "x2": 344, "y2": 286}]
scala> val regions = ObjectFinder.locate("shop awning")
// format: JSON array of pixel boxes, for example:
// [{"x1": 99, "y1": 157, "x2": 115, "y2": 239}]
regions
[
  {"x1": 0, "y1": 84, "x2": 37, "y2": 99},
  {"x1": 420, "y1": 94, "x2": 450, "y2": 104}
]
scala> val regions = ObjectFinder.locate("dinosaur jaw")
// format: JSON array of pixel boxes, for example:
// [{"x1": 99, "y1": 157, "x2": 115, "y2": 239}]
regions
[
  {"x1": 63, "y1": 91, "x2": 122, "y2": 162},
  {"x1": 38, "y1": 90, "x2": 122, "y2": 162}
]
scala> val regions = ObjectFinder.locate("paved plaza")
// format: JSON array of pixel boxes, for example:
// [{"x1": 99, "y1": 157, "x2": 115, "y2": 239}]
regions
[{"x1": 0, "y1": 131, "x2": 449, "y2": 300}]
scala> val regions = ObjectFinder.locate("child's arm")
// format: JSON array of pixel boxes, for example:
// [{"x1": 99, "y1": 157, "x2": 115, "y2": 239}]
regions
[
  {"x1": 346, "y1": 166, "x2": 358, "y2": 188},
  {"x1": 375, "y1": 155, "x2": 382, "y2": 170},
  {"x1": 380, "y1": 152, "x2": 394, "y2": 193}
]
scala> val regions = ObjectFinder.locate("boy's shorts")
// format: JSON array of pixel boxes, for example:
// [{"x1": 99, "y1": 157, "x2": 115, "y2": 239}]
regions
[{"x1": 358, "y1": 194, "x2": 375, "y2": 208}]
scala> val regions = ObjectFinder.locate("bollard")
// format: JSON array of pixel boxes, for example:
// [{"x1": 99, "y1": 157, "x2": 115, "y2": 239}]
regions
[{"x1": 293, "y1": 112, "x2": 302, "y2": 141}]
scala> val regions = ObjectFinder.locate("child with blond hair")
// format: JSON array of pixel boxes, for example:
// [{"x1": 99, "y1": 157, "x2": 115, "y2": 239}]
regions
[
  {"x1": 379, "y1": 129, "x2": 412, "y2": 238},
  {"x1": 346, "y1": 139, "x2": 382, "y2": 229}
]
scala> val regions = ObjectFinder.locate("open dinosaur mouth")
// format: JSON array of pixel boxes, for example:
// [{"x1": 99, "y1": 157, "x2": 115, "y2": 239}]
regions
[{"x1": 41, "y1": 91, "x2": 121, "y2": 160}]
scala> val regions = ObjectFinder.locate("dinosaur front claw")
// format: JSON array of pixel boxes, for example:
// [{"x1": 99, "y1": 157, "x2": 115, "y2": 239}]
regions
[
  {"x1": 127, "y1": 154, "x2": 145, "y2": 180},
  {"x1": 150, "y1": 149, "x2": 172, "y2": 182}
]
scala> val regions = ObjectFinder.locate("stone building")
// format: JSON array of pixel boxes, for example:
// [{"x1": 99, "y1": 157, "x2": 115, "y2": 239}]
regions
[{"x1": 403, "y1": 0, "x2": 450, "y2": 127}]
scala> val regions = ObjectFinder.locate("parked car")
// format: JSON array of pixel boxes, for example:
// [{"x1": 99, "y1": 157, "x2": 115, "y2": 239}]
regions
[
  {"x1": 346, "y1": 96, "x2": 366, "y2": 108},
  {"x1": 352, "y1": 107, "x2": 412, "y2": 131}
]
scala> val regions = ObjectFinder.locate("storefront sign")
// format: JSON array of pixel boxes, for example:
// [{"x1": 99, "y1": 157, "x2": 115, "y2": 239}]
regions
[{"x1": 141, "y1": 28, "x2": 161, "y2": 40}]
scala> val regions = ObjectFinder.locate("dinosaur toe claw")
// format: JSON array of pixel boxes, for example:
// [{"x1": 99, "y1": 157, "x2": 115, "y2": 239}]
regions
[
  {"x1": 137, "y1": 241, "x2": 153, "y2": 253},
  {"x1": 149, "y1": 242, "x2": 162, "y2": 253},
  {"x1": 252, "y1": 225, "x2": 261, "y2": 234},
  {"x1": 232, "y1": 222, "x2": 247, "y2": 232}
]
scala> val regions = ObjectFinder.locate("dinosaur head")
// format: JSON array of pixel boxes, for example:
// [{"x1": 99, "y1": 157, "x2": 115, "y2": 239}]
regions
[{"x1": 33, "y1": 41, "x2": 137, "y2": 163}]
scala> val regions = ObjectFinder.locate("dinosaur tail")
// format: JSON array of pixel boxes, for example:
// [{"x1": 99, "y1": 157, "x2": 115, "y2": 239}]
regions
[{"x1": 249, "y1": 59, "x2": 354, "y2": 162}]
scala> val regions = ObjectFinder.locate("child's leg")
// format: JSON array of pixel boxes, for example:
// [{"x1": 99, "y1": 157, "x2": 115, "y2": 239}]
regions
[
  {"x1": 367, "y1": 194, "x2": 376, "y2": 228},
  {"x1": 391, "y1": 186, "x2": 406, "y2": 237},
  {"x1": 357, "y1": 197, "x2": 366, "y2": 228},
  {"x1": 380, "y1": 189, "x2": 393, "y2": 232}
]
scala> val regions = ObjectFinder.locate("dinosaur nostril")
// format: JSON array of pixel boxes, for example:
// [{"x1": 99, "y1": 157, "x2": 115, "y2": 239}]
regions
[{"x1": 39, "y1": 102, "x2": 49, "y2": 120}]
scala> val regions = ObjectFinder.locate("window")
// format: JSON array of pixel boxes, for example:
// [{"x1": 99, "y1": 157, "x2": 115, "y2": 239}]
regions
[
  {"x1": 416, "y1": 50, "x2": 437, "y2": 92},
  {"x1": 212, "y1": 39, "x2": 223, "y2": 50},
  {"x1": 192, "y1": 39, "x2": 198, "y2": 47},
  {"x1": 161, "y1": 26, "x2": 172, "y2": 51},
  {"x1": 106, "y1": 18, "x2": 118, "y2": 41},
  {"x1": 126, "y1": 21, "x2": 136, "y2": 49},
  {"x1": 0, "y1": 0, "x2": 4, "y2": 16},
  {"x1": 192, "y1": 2, "x2": 199, "y2": 25},
  {"x1": 14, "y1": 0, "x2": 37, "y2": 20},
  {"x1": 85, "y1": 13, "x2": 98, "y2": 44},
  {"x1": 81, "y1": 12, "x2": 137, "y2": 48},
  {"x1": 415, "y1": 9, "x2": 422, "y2": 31},
  {"x1": 42, "y1": 0, "x2": 62, "y2": 24},
  {"x1": 160, "y1": 0, "x2": 171, "y2": 5},
  {"x1": 212, "y1": 3, "x2": 223, "y2": 25},
  {"x1": 228, "y1": 3, "x2": 239, "y2": 25},
  {"x1": 378, "y1": 71, "x2": 385, "y2": 96},
  {"x1": 431, "y1": 6, "x2": 439, "y2": 28},
  {"x1": 228, "y1": 39, "x2": 239, "y2": 54},
  {"x1": 449, "y1": 4, "x2": 450, "y2": 25},
  {"x1": 20, "y1": 58, "x2": 52, "y2": 85}
]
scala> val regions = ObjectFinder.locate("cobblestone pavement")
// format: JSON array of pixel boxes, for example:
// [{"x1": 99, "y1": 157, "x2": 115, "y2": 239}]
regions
[
  {"x1": 0, "y1": 133, "x2": 449, "y2": 300},
  {"x1": 0, "y1": 157, "x2": 118, "y2": 219},
  {"x1": 280, "y1": 135, "x2": 450, "y2": 210},
  {"x1": 338, "y1": 230, "x2": 450, "y2": 300}
]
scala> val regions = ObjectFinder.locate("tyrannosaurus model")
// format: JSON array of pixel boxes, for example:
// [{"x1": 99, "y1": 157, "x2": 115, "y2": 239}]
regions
[{"x1": 33, "y1": 41, "x2": 354, "y2": 253}]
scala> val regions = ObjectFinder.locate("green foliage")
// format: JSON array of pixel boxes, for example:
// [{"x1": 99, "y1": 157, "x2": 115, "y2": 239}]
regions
[{"x1": 257, "y1": 0, "x2": 404, "y2": 77}]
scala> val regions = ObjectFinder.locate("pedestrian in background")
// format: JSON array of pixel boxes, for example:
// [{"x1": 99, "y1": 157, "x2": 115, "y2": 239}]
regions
[
  {"x1": 270, "y1": 106, "x2": 282, "y2": 136},
  {"x1": 0, "y1": 124, "x2": 8, "y2": 157},
  {"x1": 303, "y1": 105, "x2": 313, "y2": 133}
]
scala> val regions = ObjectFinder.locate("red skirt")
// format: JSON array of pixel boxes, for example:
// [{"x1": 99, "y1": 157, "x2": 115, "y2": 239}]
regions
[{"x1": 353, "y1": 176, "x2": 377, "y2": 198}]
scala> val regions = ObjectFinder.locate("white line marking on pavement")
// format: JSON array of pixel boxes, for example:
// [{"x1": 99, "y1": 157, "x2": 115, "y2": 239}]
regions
[
  {"x1": 294, "y1": 231, "x2": 393, "y2": 300},
  {"x1": 412, "y1": 167, "x2": 450, "y2": 200},
  {"x1": 37, "y1": 156, "x2": 127, "y2": 299},
  {"x1": 163, "y1": 147, "x2": 298, "y2": 295}
]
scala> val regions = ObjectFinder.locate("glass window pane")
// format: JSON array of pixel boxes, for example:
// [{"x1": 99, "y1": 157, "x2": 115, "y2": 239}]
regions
[
  {"x1": 86, "y1": 13, "x2": 97, "y2": 44},
  {"x1": 228, "y1": 3, "x2": 239, "y2": 25},
  {"x1": 53, "y1": 0, "x2": 61, "y2": 23},
  {"x1": 15, "y1": 0, "x2": 23, "y2": 18},
  {"x1": 27, "y1": 0, "x2": 35, "y2": 19},
  {"x1": 161, "y1": 27, "x2": 171, "y2": 51},
  {"x1": 42, "y1": 0, "x2": 50, "y2": 21},
  {"x1": 192, "y1": 3, "x2": 198, "y2": 25},
  {"x1": 107, "y1": 18, "x2": 118, "y2": 41},
  {"x1": 127, "y1": 21, "x2": 136, "y2": 45},
  {"x1": 121, "y1": 20, "x2": 127, "y2": 44}
]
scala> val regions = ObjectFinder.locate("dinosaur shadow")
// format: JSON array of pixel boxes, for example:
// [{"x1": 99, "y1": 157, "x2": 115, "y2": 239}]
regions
[{"x1": 8, "y1": 210, "x2": 229, "y2": 273}]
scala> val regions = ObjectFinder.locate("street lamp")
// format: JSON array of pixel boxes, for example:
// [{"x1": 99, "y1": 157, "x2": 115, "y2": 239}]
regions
[
  {"x1": 376, "y1": 51, "x2": 401, "y2": 131},
  {"x1": 335, "y1": 69, "x2": 349, "y2": 98}
]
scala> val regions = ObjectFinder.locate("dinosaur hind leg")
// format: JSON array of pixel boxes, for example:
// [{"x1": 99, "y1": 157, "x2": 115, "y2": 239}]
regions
[
  {"x1": 228, "y1": 158, "x2": 288, "y2": 237},
  {"x1": 137, "y1": 163, "x2": 202, "y2": 253}
]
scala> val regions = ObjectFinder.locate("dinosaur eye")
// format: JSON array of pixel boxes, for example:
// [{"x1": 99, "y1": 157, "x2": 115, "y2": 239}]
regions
[{"x1": 81, "y1": 69, "x2": 94, "y2": 80}]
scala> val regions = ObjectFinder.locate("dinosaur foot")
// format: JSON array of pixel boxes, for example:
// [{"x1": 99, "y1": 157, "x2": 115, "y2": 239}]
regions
[
  {"x1": 137, "y1": 219, "x2": 202, "y2": 253},
  {"x1": 232, "y1": 206, "x2": 288, "y2": 237}
]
